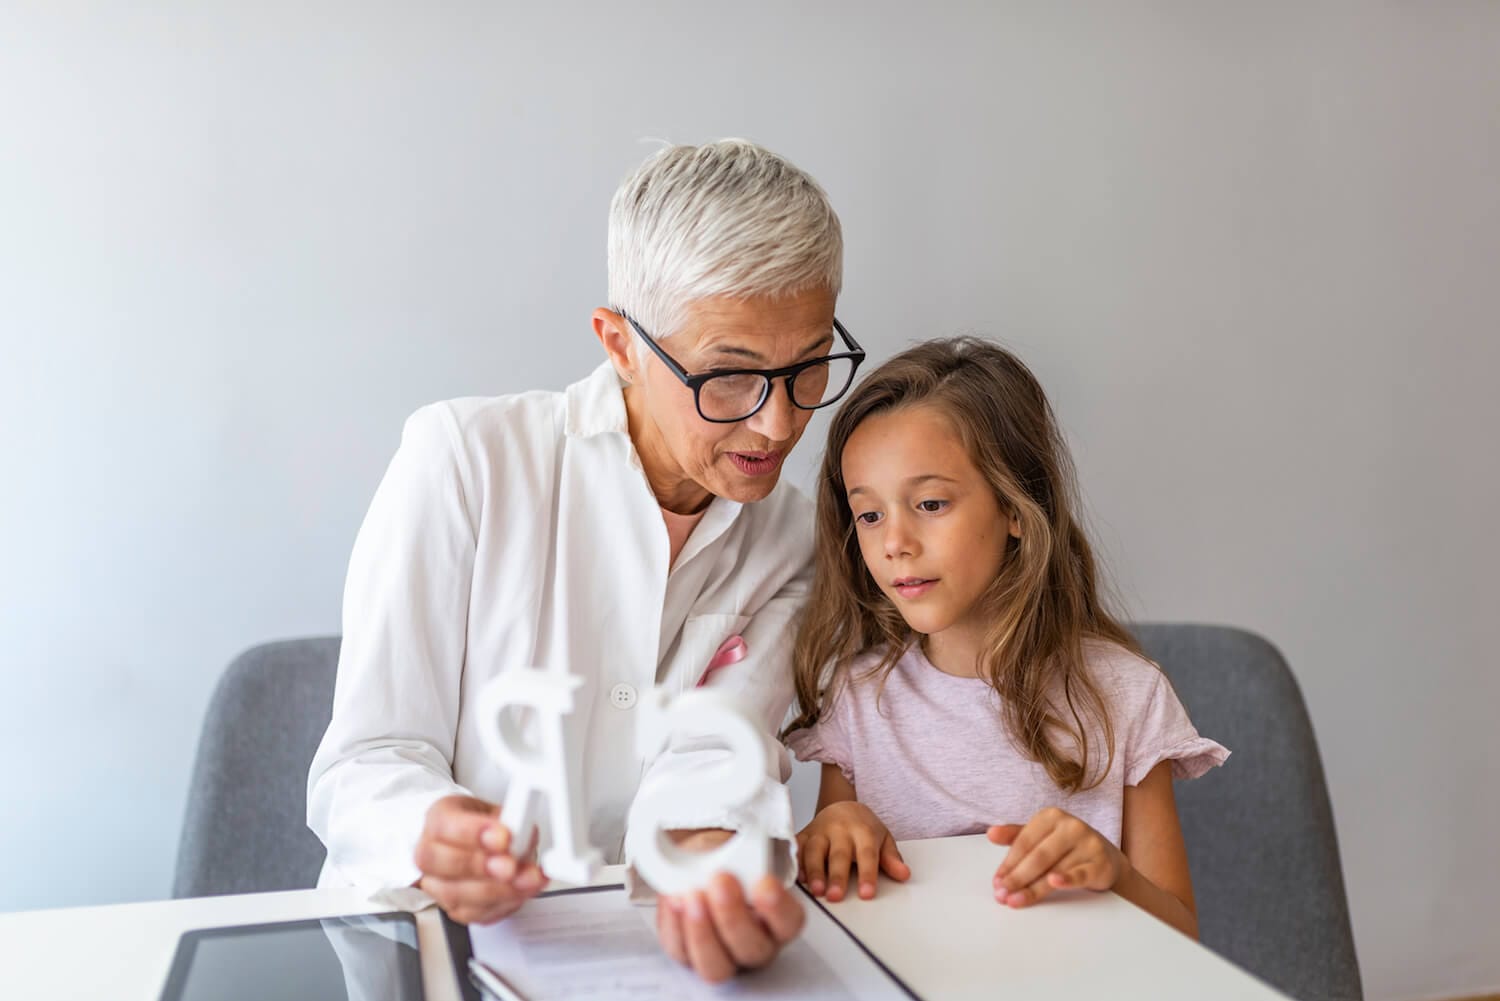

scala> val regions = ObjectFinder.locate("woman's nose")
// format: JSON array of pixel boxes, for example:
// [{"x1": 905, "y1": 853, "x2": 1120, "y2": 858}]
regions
[{"x1": 744, "y1": 378, "x2": 798, "y2": 442}]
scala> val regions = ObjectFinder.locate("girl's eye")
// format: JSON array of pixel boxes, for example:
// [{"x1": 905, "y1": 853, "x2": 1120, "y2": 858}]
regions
[
  {"x1": 854, "y1": 511, "x2": 882, "y2": 526},
  {"x1": 917, "y1": 499, "x2": 948, "y2": 513}
]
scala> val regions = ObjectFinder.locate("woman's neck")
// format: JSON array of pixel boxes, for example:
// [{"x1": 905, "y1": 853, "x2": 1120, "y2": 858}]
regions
[{"x1": 623, "y1": 385, "x2": 713, "y2": 515}]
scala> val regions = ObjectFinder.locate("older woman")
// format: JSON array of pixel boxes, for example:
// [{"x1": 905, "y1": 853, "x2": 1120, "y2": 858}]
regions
[{"x1": 306, "y1": 139, "x2": 861, "y2": 981}]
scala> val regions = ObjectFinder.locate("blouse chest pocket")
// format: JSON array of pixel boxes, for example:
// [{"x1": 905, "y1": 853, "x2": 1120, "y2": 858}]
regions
[{"x1": 668, "y1": 612, "x2": 752, "y2": 694}]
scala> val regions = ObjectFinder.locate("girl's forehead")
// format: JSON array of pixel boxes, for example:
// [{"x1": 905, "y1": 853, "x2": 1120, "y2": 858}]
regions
[{"x1": 842, "y1": 405, "x2": 976, "y2": 481}]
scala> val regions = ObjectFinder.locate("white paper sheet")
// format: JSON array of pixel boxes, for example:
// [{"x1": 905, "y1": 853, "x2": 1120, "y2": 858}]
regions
[{"x1": 467, "y1": 885, "x2": 912, "y2": 1000}]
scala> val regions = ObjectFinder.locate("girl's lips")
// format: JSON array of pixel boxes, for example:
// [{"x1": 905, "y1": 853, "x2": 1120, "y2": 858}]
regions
[
  {"x1": 893, "y1": 578, "x2": 938, "y2": 599},
  {"x1": 727, "y1": 451, "x2": 783, "y2": 477}
]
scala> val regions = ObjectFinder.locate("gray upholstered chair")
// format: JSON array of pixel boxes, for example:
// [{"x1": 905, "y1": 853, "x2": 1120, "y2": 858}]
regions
[
  {"x1": 173, "y1": 626, "x2": 1361, "y2": 999},
  {"x1": 172, "y1": 637, "x2": 341, "y2": 898},
  {"x1": 1135, "y1": 623, "x2": 1362, "y2": 1001}
]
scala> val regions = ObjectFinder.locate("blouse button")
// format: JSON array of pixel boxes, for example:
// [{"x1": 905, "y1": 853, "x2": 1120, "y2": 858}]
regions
[{"x1": 609, "y1": 683, "x2": 638, "y2": 710}]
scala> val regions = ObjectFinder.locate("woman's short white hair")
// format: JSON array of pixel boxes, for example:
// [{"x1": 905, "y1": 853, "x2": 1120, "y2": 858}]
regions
[{"x1": 608, "y1": 139, "x2": 843, "y2": 342}]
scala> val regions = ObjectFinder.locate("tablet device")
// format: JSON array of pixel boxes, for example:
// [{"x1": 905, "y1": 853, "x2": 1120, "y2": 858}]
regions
[{"x1": 157, "y1": 911, "x2": 423, "y2": 1001}]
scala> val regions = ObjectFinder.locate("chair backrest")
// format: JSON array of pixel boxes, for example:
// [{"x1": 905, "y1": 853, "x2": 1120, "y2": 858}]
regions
[
  {"x1": 172, "y1": 637, "x2": 341, "y2": 898},
  {"x1": 1133, "y1": 623, "x2": 1362, "y2": 1001}
]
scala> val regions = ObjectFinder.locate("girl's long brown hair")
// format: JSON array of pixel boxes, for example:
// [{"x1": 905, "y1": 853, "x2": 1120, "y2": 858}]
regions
[{"x1": 785, "y1": 337, "x2": 1140, "y2": 793}]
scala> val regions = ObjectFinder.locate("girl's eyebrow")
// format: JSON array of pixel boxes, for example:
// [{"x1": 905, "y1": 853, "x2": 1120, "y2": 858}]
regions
[{"x1": 847, "y1": 474, "x2": 959, "y2": 498}]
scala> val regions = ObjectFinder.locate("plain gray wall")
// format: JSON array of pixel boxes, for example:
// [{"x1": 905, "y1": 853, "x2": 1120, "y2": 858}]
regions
[{"x1": 2, "y1": 3, "x2": 1497, "y2": 1000}]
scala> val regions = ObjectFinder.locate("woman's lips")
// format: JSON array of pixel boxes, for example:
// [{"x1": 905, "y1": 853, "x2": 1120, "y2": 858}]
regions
[
  {"x1": 893, "y1": 578, "x2": 938, "y2": 599},
  {"x1": 727, "y1": 451, "x2": 784, "y2": 477}
]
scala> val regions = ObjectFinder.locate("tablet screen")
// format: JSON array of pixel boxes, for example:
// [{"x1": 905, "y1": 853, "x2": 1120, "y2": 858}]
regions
[{"x1": 158, "y1": 912, "x2": 423, "y2": 1001}]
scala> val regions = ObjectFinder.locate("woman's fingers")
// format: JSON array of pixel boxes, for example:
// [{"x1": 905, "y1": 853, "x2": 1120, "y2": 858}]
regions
[
  {"x1": 656, "y1": 897, "x2": 688, "y2": 966},
  {"x1": 421, "y1": 875, "x2": 527, "y2": 925},
  {"x1": 680, "y1": 890, "x2": 738, "y2": 984},
  {"x1": 749, "y1": 876, "x2": 806, "y2": 944},
  {"x1": 512, "y1": 860, "x2": 547, "y2": 894},
  {"x1": 479, "y1": 823, "x2": 511, "y2": 856},
  {"x1": 704, "y1": 874, "x2": 777, "y2": 969},
  {"x1": 414, "y1": 838, "x2": 490, "y2": 880}
]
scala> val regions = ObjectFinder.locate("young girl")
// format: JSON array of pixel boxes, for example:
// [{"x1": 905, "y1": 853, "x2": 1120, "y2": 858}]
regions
[{"x1": 784, "y1": 338, "x2": 1227, "y2": 939}]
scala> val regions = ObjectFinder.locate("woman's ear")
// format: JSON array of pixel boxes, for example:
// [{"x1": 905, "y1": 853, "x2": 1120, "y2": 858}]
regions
[
  {"x1": 1008, "y1": 511, "x2": 1023, "y2": 539},
  {"x1": 592, "y1": 308, "x2": 636, "y2": 384}
]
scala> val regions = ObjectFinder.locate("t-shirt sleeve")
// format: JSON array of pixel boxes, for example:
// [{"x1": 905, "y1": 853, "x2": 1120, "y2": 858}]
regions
[
  {"x1": 783, "y1": 678, "x2": 857, "y2": 786},
  {"x1": 1125, "y1": 668, "x2": 1230, "y2": 786}
]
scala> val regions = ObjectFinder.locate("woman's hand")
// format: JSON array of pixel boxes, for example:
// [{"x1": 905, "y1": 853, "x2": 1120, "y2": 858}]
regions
[
  {"x1": 988, "y1": 807, "x2": 1129, "y2": 908},
  {"x1": 652, "y1": 829, "x2": 805, "y2": 984},
  {"x1": 656, "y1": 872, "x2": 806, "y2": 983},
  {"x1": 796, "y1": 801, "x2": 910, "y2": 901},
  {"x1": 413, "y1": 795, "x2": 548, "y2": 924}
]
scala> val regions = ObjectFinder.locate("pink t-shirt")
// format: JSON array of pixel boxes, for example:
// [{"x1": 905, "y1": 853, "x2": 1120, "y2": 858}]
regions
[{"x1": 784, "y1": 640, "x2": 1228, "y2": 846}]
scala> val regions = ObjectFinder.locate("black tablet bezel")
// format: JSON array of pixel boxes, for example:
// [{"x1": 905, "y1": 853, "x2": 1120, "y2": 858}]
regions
[{"x1": 158, "y1": 910, "x2": 423, "y2": 1001}]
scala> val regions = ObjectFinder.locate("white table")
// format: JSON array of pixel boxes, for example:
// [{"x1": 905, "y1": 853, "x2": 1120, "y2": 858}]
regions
[{"x1": 0, "y1": 835, "x2": 1286, "y2": 1000}]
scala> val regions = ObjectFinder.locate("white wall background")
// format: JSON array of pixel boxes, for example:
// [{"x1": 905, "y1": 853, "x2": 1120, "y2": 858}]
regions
[{"x1": 2, "y1": 3, "x2": 1497, "y2": 999}]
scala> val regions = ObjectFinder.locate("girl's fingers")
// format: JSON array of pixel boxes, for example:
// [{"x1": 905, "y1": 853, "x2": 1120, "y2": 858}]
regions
[
  {"x1": 994, "y1": 816, "x2": 1059, "y2": 880},
  {"x1": 852, "y1": 830, "x2": 880, "y2": 899},
  {"x1": 1003, "y1": 872, "x2": 1059, "y2": 909},
  {"x1": 801, "y1": 834, "x2": 829, "y2": 895},
  {"x1": 995, "y1": 847, "x2": 1093, "y2": 906},
  {"x1": 997, "y1": 826, "x2": 1073, "y2": 892},
  {"x1": 1064, "y1": 859, "x2": 1109, "y2": 891},
  {"x1": 986, "y1": 824, "x2": 1024, "y2": 847},
  {"x1": 879, "y1": 836, "x2": 910, "y2": 882},
  {"x1": 826, "y1": 837, "x2": 854, "y2": 902}
]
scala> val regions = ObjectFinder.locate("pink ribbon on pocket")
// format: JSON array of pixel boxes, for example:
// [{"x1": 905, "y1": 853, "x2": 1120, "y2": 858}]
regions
[{"x1": 697, "y1": 634, "x2": 748, "y2": 687}]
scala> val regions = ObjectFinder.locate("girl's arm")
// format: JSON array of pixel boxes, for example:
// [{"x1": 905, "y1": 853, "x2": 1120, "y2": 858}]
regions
[
  {"x1": 1115, "y1": 761, "x2": 1199, "y2": 938},
  {"x1": 989, "y1": 761, "x2": 1198, "y2": 938},
  {"x1": 816, "y1": 763, "x2": 858, "y2": 811}
]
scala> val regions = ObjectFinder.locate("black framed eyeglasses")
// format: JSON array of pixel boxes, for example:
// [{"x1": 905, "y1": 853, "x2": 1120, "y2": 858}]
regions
[{"x1": 618, "y1": 310, "x2": 866, "y2": 424}]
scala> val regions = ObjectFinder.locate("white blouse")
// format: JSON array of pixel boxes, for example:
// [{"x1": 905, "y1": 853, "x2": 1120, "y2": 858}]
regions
[{"x1": 307, "y1": 362, "x2": 813, "y2": 890}]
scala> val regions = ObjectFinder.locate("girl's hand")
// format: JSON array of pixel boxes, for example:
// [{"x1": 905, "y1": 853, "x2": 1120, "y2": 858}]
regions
[
  {"x1": 796, "y1": 801, "x2": 910, "y2": 901},
  {"x1": 987, "y1": 807, "x2": 1129, "y2": 908}
]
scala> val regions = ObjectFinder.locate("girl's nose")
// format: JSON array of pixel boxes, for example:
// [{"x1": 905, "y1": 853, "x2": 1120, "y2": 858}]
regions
[{"x1": 884, "y1": 514, "x2": 918, "y2": 559}]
